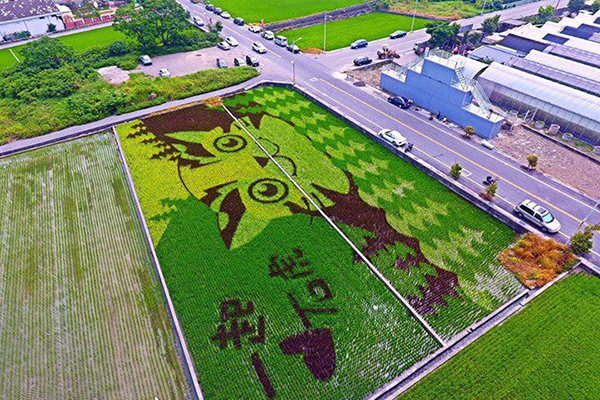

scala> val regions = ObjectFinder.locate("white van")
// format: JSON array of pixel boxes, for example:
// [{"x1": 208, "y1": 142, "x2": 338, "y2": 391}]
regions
[{"x1": 274, "y1": 36, "x2": 288, "y2": 47}]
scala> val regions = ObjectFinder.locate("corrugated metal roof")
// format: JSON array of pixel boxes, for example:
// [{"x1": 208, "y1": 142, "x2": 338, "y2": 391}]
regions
[
  {"x1": 478, "y1": 62, "x2": 600, "y2": 121},
  {"x1": 525, "y1": 50, "x2": 600, "y2": 82},
  {"x1": 468, "y1": 45, "x2": 519, "y2": 64},
  {"x1": 548, "y1": 44, "x2": 600, "y2": 68},
  {"x1": 0, "y1": 0, "x2": 59, "y2": 23},
  {"x1": 505, "y1": 56, "x2": 600, "y2": 97}
]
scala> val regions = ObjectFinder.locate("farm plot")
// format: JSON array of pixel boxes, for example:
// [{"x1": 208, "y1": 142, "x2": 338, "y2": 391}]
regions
[
  {"x1": 400, "y1": 272, "x2": 600, "y2": 400},
  {"x1": 0, "y1": 134, "x2": 189, "y2": 399},
  {"x1": 117, "y1": 106, "x2": 441, "y2": 400},
  {"x1": 222, "y1": 86, "x2": 524, "y2": 340}
]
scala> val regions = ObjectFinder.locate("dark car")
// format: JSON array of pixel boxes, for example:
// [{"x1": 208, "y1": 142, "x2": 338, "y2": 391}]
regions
[
  {"x1": 350, "y1": 39, "x2": 368, "y2": 49},
  {"x1": 233, "y1": 17, "x2": 245, "y2": 26},
  {"x1": 353, "y1": 56, "x2": 372, "y2": 66},
  {"x1": 286, "y1": 44, "x2": 300, "y2": 53},
  {"x1": 216, "y1": 58, "x2": 228, "y2": 68},
  {"x1": 205, "y1": 3, "x2": 215, "y2": 10},
  {"x1": 233, "y1": 57, "x2": 243, "y2": 66},
  {"x1": 214, "y1": 7, "x2": 222, "y2": 14},
  {"x1": 388, "y1": 95, "x2": 412, "y2": 109},
  {"x1": 390, "y1": 30, "x2": 407, "y2": 39},
  {"x1": 246, "y1": 54, "x2": 259, "y2": 66}
]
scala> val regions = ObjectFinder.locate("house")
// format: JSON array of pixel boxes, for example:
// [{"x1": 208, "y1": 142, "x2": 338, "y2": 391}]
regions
[{"x1": 0, "y1": 0, "x2": 66, "y2": 40}]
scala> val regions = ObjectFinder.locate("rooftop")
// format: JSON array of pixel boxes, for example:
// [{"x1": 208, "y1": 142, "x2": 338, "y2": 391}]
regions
[{"x1": 0, "y1": 0, "x2": 59, "y2": 23}]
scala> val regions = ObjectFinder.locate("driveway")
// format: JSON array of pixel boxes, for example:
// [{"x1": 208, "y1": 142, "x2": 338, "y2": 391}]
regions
[{"x1": 133, "y1": 45, "x2": 255, "y2": 77}]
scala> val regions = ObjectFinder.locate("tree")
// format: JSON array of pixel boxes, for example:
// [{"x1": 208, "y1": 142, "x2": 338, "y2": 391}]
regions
[
  {"x1": 570, "y1": 224, "x2": 600, "y2": 255},
  {"x1": 426, "y1": 21, "x2": 460, "y2": 49},
  {"x1": 463, "y1": 125, "x2": 475, "y2": 138},
  {"x1": 526, "y1": 155, "x2": 538, "y2": 170},
  {"x1": 567, "y1": 0, "x2": 585, "y2": 13},
  {"x1": 592, "y1": 0, "x2": 600, "y2": 13},
  {"x1": 468, "y1": 31, "x2": 482, "y2": 46},
  {"x1": 535, "y1": 5, "x2": 555, "y2": 23},
  {"x1": 450, "y1": 163, "x2": 463, "y2": 180},
  {"x1": 108, "y1": 41, "x2": 132, "y2": 56},
  {"x1": 486, "y1": 180, "x2": 498, "y2": 199},
  {"x1": 482, "y1": 15, "x2": 500, "y2": 35},
  {"x1": 47, "y1": 23, "x2": 56, "y2": 33},
  {"x1": 19, "y1": 37, "x2": 72, "y2": 73},
  {"x1": 211, "y1": 21, "x2": 223, "y2": 33},
  {"x1": 115, "y1": 0, "x2": 191, "y2": 51}
]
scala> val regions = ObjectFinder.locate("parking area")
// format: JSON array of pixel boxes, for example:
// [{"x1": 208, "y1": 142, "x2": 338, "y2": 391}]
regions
[{"x1": 133, "y1": 45, "x2": 261, "y2": 77}]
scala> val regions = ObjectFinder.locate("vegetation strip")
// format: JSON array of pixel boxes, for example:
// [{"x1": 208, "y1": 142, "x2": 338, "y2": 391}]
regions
[{"x1": 223, "y1": 104, "x2": 446, "y2": 345}]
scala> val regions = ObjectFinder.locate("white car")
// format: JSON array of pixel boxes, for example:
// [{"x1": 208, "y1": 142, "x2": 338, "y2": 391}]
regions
[
  {"x1": 252, "y1": 41, "x2": 267, "y2": 54},
  {"x1": 221, "y1": 11, "x2": 231, "y2": 19},
  {"x1": 217, "y1": 41, "x2": 231, "y2": 50},
  {"x1": 514, "y1": 199, "x2": 562, "y2": 233},
  {"x1": 248, "y1": 25, "x2": 261, "y2": 33},
  {"x1": 192, "y1": 16, "x2": 204, "y2": 27},
  {"x1": 378, "y1": 129, "x2": 407, "y2": 147},
  {"x1": 225, "y1": 37, "x2": 239, "y2": 47},
  {"x1": 262, "y1": 30, "x2": 275, "y2": 40},
  {"x1": 158, "y1": 68, "x2": 171, "y2": 77},
  {"x1": 139, "y1": 54, "x2": 152, "y2": 65}
]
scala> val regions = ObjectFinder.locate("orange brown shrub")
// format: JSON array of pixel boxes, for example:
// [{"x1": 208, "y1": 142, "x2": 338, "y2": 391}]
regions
[{"x1": 498, "y1": 233, "x2": 577, "y2": 288}]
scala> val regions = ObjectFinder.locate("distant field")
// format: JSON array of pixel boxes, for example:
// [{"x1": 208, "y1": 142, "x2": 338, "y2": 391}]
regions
[
  {"x1": 283, "y1": 13, "x2": 430, "y2": 51},
  {"x1": 0, "y1": 134, "x2": 189, "y2": 399},
  {"x1": 400, "y1": 273, "x2": 600, "y2": 400},
  {"x1": 208, "y1": 0, "x2": 368, "y2": 23},
  {"x1": 0, "y1": 26, "x2": 128, "y2": 69},
  {"x1": 391, "y1": 0, "x2": 481, "y2": 20}
]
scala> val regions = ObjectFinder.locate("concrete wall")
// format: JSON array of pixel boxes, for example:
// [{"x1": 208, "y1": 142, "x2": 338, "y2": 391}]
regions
[
  {"x1": 0, "y1": 14, "x2": 65, "y2": 38},
  {"x1": 381, "y1": 61, "x2": 503, "y2": 139}
]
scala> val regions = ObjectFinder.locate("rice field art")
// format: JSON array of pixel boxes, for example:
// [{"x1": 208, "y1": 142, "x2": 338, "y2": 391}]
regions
[
  {"x1": 0, "y1": 134, "x2": 190, "y2": 399},
  {"x1": 116, "y1": 86, "x2": 523, "y2": 399}
]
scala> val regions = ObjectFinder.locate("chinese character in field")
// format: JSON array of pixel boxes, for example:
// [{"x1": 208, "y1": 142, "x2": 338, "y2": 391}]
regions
[
  {"x1": 210, "y1": 299, "x2": 265, "y2": 350},
  {"x1": 268, "y1": 248, "x2": 314, "y2": 280}
]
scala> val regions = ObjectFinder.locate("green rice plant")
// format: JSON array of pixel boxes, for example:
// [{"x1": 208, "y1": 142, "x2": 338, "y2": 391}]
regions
[{"x1": 0, "y1": 133, "x2": 189, "y2": 399}]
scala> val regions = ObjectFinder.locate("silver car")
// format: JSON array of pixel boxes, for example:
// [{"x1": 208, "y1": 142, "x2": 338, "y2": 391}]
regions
[{"x1": 514, "y1": 199, "x2": 561, "y2": 233}]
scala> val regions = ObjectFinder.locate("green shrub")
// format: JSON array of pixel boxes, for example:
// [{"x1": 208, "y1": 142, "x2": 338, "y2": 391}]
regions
[
  {"x1": 108, "y1": 40, "x2": 132, "y2": 57},
  {"x1": 450, "y1": 163, "x2": 462, "y2": 180}
]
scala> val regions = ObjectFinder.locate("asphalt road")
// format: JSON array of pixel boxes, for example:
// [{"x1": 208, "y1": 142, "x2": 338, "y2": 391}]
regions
[{"x1": 181, "y1": 0, "x2": 600, "y2": 263}]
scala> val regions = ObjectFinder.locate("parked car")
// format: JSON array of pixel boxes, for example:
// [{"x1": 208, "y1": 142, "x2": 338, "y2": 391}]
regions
[
  {"x1": 350, "y1": 39, "x2": 368, "y2": 49},
  {"x1": 252, "y1": 41, "x2": 267, "y2": 53},
  {"x1": 191, "y1": 0, "x2": 200, "y2": 3},
  {"x1": 388, "y1": 95, "x2": 412, "y2": 109},
  {"x1": 246, "y1": 54, "x2": 259, "y2": 66},
  {"x1": 234, "y1": 17, "x2": 245, "y2": 26},
  {"x1": 225, "y1": 37, "x2": 239, "y2": 47},
  {"x1": 214, "y1": 7, "x2": 222, "y2": 14},
  {"x1": 390, "y1": 30, "x2": 407, "y2": 39},
  {"x1": 262, "y1": 30, "x2": 275, "y2": 40},
  {"x1": 205, "y1": 4, "x2": 215, "y2": 11},
  {"x1": 216, "y1": 58, "x2": 228, "y2": 68},
  {"x1": 248, "y1": 25, "x2": 261, "y2": 33},
  {"x1": 233, "y1": 57, "x2": 243, "y2": 66},
  {"x1": 139, "y1": 55, "x2": 152, "y2": 65},
  {"x1": 514, "y1": 199, "x2": 561, "y2": 233},
  {"x1": 221, "y1": 11, "x2": 231, "y2": 19},
  {"x1": 274, "y1": 35, "x2": 288, "y2": 47},
  {"x1": 217, "y1": 41, "x2": 231, "y2": 50},
  {"x1": 353, "y1": 56, "x2": 372, "y2": 66},
  {"x1": 378, "y1": 129, "x2": 407, "y2": 147},
  {"x1": 287, "y1": 44, "x2": 300, "y2": 53},
  {"x1": 192, "y1": 16, "x2": 204, "y2": 27},
  {"x1": 158, "y1": 68, "x2": 171, "y2": 77}
]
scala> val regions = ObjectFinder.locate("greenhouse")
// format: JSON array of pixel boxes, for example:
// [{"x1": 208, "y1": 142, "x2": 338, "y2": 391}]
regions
[{"x1": 477, "y1": 62, "x2": 600, "y2": 144}]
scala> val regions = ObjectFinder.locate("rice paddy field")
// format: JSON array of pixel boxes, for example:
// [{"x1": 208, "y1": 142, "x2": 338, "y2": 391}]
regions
[
  {"x1": 0, "y1": 134, "x2": 190, "y2": 399},
  {"x1": 400, "y1": 272, "x2": 600, "y2": 400},
  {"x1": 116, "y1": 85, "x2": 524, "y2": 399},
  {"x1": 283, "y1": 13, "x2": 429, "y2": 51},
  {"x1": 207, "y1": 0, "x2": 368, "y2": 23}
]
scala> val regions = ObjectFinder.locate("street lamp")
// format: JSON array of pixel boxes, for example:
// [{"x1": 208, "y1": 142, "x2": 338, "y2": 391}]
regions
[
  {"x1": 410, "y1": 0, "x2": 420, "y2": 32},
  {"x1": 323, "y1": 13, "x2": 327, "y2": 51},
  {"x1": 291, "y1": 60, "x2": 296, "y2": 85},
  {"x1": 570, "y1": 199, "x2": 600, "y2": 241}
]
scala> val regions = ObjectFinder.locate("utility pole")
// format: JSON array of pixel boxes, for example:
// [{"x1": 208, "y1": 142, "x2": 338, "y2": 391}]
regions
[
  {"x1": 323, "y1": 13, "x2": 327, "y2": 51},
  {"x1": 291, "y1": 60, "x2": 296, "y2": 85},
  {"x1": 571, "y1": 199, "x2": 600, "y2": 241},
  {"x1": 410, "y1": 0, "x2": 420, "y2": 32}
]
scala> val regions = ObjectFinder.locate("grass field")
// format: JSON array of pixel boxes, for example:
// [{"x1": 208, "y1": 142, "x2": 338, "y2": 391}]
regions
[
  {"x1": 283, "y1": 13, "x2": 430, "y2": 51},
  {"x1": 391, "y1": 0, "x2": 482, "y2": 20},
  {"x1": 400, "y1": 272, "x2": 600, "y2": 400},
  {"x1": 0, "y1": 134, "x2": 189, "y2": 399},
  {"x1": 117, "y1": 109, "x2": 440, "y2": 399},
  {"x1": 0, "y1": 26, "x2": 128, "y2": 69},
  {"x1": 209, "y1": 0, "x2": 368, "y2": 23}
]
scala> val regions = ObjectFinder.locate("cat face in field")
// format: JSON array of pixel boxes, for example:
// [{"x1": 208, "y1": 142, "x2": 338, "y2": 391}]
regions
[{"x1": 161, "y1": 115, "x2": 348, "y2": 249}]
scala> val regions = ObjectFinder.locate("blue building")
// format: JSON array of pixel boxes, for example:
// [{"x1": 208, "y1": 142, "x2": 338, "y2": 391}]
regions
[{"x1": 380, "y1": 50, "x2": 505, "y2": 139}]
